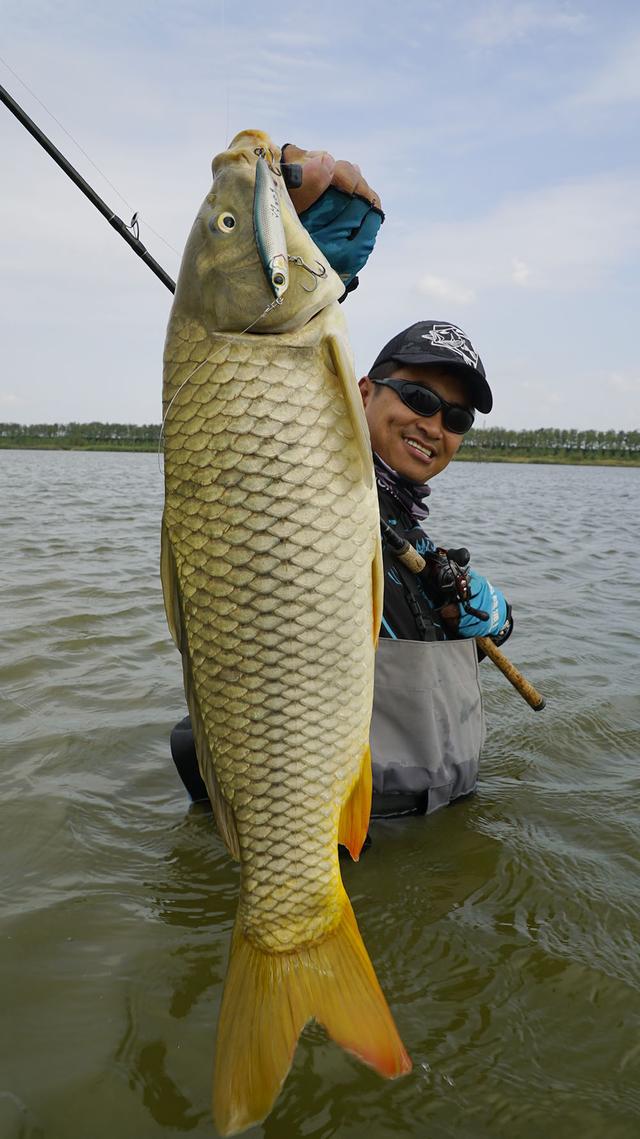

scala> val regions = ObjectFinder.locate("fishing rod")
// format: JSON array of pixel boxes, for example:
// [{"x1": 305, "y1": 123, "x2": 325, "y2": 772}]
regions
[
  {"x1": 380, "y1": 519, "x2": 546, "y2": 711},
  {"x1": 0, "y1": 81, "x2": 176, "y2": 294}
]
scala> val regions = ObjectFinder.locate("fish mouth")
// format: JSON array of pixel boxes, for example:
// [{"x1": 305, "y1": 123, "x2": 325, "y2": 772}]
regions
[
  {"x1": 402, "y1": 435, "x2": 437, "y2": 462},
  {"x1": 230, "y1": 128, "x2": 277, "y2": 153},
  {"x1": 228, "y1": 130, "x2": 279, "y2": 165},
  {"x1": 212, "y1": 131, "x2": 281, "y2": 180}
]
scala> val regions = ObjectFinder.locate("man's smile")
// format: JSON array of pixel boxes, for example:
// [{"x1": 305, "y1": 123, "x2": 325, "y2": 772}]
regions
[{"x1": 402, "y1": 434, "x2": 437, "y2": 462}]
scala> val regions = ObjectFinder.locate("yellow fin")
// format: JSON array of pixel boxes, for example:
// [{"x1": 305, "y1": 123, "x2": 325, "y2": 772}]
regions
[
  {"x1": 338, "y1": 745, "x2": 372, "y2": 860},
  {"x1": 326, "y1": 333, "x2": 373, "y2": 489},
  {"x1": 213, "y1": 896, "x2": 411, "y2": 1136},
  {"x1": 160, "y1": 518, "x2": 183, "y2": 649}
]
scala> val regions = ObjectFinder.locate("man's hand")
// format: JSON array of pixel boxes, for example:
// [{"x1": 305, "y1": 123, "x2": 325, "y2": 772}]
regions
[
  {"x1": 282, "y1": 143, "x2": 384, "y2": 291},
  {"x1": 420, "y1": 548, "x2": 513, "y2": 645},
  {"x1": 452, "y1": 569, "x2": 513, "y2": 642}
]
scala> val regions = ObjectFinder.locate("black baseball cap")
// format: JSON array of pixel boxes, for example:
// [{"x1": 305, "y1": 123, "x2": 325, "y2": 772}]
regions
[{"x1": 368, "y1": 320, "x2": 492, "y2": 413}]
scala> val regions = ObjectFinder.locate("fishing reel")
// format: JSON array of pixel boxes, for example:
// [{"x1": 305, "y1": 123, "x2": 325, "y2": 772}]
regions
[
  {"x1": 378, "y1": 520, "x2": 489, "y2": 626},
  {"x1": 419, "y1": 547, "x2": 490, "y2": 622}
]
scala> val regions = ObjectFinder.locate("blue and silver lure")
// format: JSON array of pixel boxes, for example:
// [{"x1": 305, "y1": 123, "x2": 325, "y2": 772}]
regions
[{"x1": 253, "y1": 155, "x2": 289, "y2": 303}]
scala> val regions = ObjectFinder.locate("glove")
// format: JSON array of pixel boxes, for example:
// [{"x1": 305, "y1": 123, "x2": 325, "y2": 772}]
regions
[
  {"x1": 282, "y1": 143, "x2": 384, "y2": 289},
  {"x1": 455, "y1": 569, "x2": 512, "y2": 641}
]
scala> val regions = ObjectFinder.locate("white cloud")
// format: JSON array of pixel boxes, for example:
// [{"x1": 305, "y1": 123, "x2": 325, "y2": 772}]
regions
[
  {"x1": 417, "y1": 273, "x2": 476, "y2": 304},
  {"x1": 571, "y1": 34, "x2": 640, "y2": 106},
  {"x1": 511, "y1": 258, "x2": 531, "y2": 286},
  {"x1": 404, "y1": 174, "x2": 640, "y2": 298},
  {"x1": 606, "y1": 371, "x2": 640, "y2": 396},
  {"x1": 461, "y1": 1, "x2": 585, "y2": 48}
]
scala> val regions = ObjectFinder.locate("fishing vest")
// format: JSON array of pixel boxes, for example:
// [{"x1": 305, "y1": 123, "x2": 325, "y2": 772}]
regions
[{"x1": 370, "y1": 488, "x2": 484, "y2": 816}]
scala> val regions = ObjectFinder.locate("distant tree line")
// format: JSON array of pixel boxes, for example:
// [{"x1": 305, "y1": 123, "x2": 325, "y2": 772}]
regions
[
  {"x1": 1, "y1": 422, "x2": 639, "y2": 459},
  {"x1": 0, "y1": 422, "x2": 161, "y2": 448},
  {"x1": 463, "y1": 426, "x2": 640, "y2": 457}
]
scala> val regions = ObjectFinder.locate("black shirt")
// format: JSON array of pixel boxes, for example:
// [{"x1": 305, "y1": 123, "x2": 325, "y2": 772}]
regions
[{"x1": 378, "y1": 488, "x2": 445, "y2": 643}]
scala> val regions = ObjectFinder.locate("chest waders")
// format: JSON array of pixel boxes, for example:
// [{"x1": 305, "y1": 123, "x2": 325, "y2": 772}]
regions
[
  {"x1": 371, "y1": 488, "x2": 484, "y2": 817},
  {"x1": 370, "y1": 638, "x2": 484, "y2": 816}
]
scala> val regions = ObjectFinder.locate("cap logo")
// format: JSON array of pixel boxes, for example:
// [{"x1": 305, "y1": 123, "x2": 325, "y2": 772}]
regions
[{"x1": 421, "y1": 323, "x2": 479, "y2": 369}]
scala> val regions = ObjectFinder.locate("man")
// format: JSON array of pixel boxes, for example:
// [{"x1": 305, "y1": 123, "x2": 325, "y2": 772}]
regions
[
  {"x1": 359, "y1": 321, "x2": 512, "y2": 817},
  {"x1": 170, "y1": 145, "x2": 512, "y2": 818}
]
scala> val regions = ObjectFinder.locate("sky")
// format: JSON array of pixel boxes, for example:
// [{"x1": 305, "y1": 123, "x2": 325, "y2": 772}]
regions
[{"x1": 1, "y1": 0, "x2": 640, "y2": 431}]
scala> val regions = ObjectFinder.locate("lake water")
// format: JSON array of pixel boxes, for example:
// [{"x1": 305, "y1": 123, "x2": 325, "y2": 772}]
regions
[{"x1": 1, "y1": 449, "x2": 639, "y2": 1139}]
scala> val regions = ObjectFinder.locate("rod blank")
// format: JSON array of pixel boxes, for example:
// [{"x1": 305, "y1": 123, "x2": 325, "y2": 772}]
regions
[{"x1": 0, "y1": 82, "x2": 176, "y2": 293}]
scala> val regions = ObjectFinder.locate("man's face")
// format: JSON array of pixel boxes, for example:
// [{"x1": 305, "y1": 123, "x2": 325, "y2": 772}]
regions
[{"x1": 359, "y1": 365, "x2": 472, "y2": 482}]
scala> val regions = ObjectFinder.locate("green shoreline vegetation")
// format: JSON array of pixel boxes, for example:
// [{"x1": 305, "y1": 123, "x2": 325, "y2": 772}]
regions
[{"x1": 2, "y1": 422, "x2": 640, "y2": 465}]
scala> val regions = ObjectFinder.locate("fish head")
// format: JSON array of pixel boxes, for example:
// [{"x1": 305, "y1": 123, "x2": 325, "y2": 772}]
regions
[{"x1": 173, "y1": 130, "x2": 345, "y2": 334}]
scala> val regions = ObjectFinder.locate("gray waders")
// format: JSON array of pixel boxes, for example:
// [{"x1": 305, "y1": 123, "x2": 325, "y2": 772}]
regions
[{"x1": 370, "y1": 637, "x2": 484, "y2": 817}]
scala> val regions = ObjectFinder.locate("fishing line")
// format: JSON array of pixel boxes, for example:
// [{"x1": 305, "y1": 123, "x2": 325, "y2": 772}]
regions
[
  {"x1": 0, "y1": 54, "x2": 180, "y2": 258},
  {"x1": 221, "y1": 0, "x2": 231, "y2": 147},
  {"x1": 157, "y1": 297, "x2": 282, "y2": 472}
]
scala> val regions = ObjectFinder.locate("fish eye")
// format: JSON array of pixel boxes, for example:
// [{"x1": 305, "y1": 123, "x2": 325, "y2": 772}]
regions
[
  {"x1": 210, "y1": 212, "x2": 237, "y2": 233},
  {"x1": 273, "y1": 272, "x2": 286, "y2": 286}
]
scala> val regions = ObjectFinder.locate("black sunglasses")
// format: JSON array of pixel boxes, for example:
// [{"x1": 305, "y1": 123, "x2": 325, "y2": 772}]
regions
[{"x1": 371, "y1": 377, "x2": 475, "y2": 434}]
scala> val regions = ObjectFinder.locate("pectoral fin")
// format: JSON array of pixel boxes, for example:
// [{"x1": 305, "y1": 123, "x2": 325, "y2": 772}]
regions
[{"x1": 326, "y1": 333, "x2": 373, "y2": 489}]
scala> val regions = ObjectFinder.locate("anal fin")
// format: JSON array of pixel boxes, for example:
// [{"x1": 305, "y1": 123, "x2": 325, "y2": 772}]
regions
[{"x1": 339, "y1": 745, "x2": 372, "y2": 860}]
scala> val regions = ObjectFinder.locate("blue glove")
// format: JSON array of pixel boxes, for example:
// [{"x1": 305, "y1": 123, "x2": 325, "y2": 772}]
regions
[
  {"x1": 282, "y1": 144, "x2": 384, "y2": 291},
  {"x1": 298, "y1": 188, "x2": 384, "y2": 287},
  {"x1": 456, "y1": 569, "x2": 512, "y2": 640}
]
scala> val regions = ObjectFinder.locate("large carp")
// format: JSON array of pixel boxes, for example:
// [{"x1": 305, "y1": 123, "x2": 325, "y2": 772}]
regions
[{"x1": 161, "y1": 130, "x2": 411, "y2": 1135}]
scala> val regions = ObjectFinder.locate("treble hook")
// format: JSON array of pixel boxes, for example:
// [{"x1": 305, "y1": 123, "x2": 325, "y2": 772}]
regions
[{"x1": 288, "y1": 255, "x2": 328, "y2": 292}]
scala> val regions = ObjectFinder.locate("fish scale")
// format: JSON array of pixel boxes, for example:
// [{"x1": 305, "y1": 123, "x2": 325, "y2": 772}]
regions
[{"x1": 164, "y1": 349, "x2": 374, "y2": 796}]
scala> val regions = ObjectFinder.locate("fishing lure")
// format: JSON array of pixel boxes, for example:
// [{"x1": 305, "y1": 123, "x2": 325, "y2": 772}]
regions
[
  {"x1": 253, "y1": 155, "x2": 289, "y2": 301},
  {"x1": 253, "y1": 152, "x2": 329, "y2": 299}
]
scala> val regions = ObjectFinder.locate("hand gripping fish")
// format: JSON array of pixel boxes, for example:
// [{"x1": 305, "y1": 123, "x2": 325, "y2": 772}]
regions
[{"x1": 161, "y1": 130, "x2": 411, "y2": 1135}]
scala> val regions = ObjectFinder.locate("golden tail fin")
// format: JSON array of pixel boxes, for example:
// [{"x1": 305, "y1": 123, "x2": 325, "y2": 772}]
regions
[{"x1": 213, "y1": 896, "x2": 412, "y2": 1136}]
